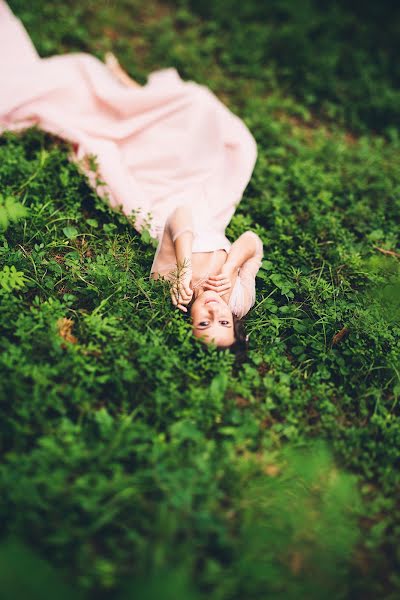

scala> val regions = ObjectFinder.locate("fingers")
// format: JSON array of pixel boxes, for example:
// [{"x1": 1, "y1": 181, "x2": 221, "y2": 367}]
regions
[
  {"x1": 177, "y1": 287, "x2": 192, "y2": 304},
  {"x1": 173, "y1": 290, "x2": 189, "y2": 312},
  {"x1": 217, "y1": 288, "x2": 231, "y2": 296},
  {"x1": 203, "y1": 276, "x2": 231, "y2": 293},
  {"x1": 183, "y1": 283, "x2": 193, "y2": 298},
  {"x1": 207, "y1": 274, "x2": 227, "y2": 281},
  {"x1": 206, "y1": 275, "x2": 231, "y2": 285},
  {"x1": 170, "y1": 284, "x2": 192, "y2": 310},
  {"x1": 207, "y1": 285, "x2": 231, "y2": 296},
  {"x1": 203, "y1": 284, "x2": 231, "y2": 293},
  {"x1": 170, "y1": 288, "x2": 178, "y2": 306}
]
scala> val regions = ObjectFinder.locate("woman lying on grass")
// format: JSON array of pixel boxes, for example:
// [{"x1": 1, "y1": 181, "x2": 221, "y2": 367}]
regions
[
  {"x1": 105, "y1": 55, "x2": 264, "y2": 350},
  {"x1": 150, "y1": 205, "x2": 263, "y2": 350},
  {"x1": 0, "y1": 4, "x2": 263, "y2": 349}
]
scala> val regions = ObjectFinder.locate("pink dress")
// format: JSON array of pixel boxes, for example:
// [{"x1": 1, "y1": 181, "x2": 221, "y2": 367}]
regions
[{"x1": 0, "y1": 1, "x2": 262, "y2": 317}]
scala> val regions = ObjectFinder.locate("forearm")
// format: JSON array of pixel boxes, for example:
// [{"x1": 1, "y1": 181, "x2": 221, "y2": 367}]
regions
[
  {"x1": 223, "y1": 231, "x2": 260, "y2": 273},
  {"x1": 166, "y1": 205, "x2": 194, "y2": 269},
  {"x1": 171, "y1": 226, "x2": 193, "y2": 311},
  {"x1": 174, "y1": 231, "x2": 193, "y2": 270}
]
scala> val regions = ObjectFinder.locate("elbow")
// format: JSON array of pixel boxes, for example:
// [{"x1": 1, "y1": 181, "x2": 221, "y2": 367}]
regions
[{"x1": 241, "y1": 230, "x2": 263, "y2": 256}]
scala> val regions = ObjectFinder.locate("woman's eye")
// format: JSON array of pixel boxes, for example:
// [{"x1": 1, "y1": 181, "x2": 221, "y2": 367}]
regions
[
  {"x1": 220, "y1": 320, "x2": 229, "y2": 325},
  {"x1": 199, "y1": 322, "x2": 209, "y2": 326}
]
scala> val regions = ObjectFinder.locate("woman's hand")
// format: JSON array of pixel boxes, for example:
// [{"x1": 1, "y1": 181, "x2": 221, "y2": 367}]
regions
[
  {"x1": 170, "y1": 264, "x2": 193, "y2": 312},
  {"x1": 203, "y1": 273, "x2": 232, "y2": 296}
]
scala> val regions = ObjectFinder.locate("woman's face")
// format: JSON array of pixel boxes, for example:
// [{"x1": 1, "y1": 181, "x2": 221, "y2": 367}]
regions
[{"x1": 190, "y1": 290, "x2": 235, "y2": 346}]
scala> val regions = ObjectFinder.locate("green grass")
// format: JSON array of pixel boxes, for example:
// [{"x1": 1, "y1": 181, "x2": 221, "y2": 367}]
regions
[
  {"x1": 181, "y1": 0, "x2": 400, "y2": 135},
  {"x1": 1, "y1": 1, "x2": 400, "y2": 598}
]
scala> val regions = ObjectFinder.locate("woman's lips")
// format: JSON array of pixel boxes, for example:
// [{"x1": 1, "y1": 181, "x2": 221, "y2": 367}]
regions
[{"x1": 205, "y1": 298, "x2": 220, "y2": 304}]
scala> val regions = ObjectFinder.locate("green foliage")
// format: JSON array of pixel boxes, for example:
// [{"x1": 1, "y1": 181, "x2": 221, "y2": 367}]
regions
[
  {"x1": 0, "y1": 264, "x2": 27, "y2": 293},
  {"x1": 0, "y1": 439, "x2": 361, "y2": 599},
  {"x1": 178, "y1": 0, "x2": 400, "y2": 134},
  {"x1": 0, "y1": 538, "x2": 82, "y2": 600},
  {"x1": 221, "y1": 440, "x2": 363, "y2": 600},
  {"x1": 0, "y1": 193, "x2": 28, "y2": 231},
  {"x1": 1, "y1": 1, "x2": 400, "y2": 598}
]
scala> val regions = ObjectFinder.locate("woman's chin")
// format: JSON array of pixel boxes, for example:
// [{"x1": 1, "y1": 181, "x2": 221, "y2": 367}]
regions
[
  {"x1": 202, "y1": 289, "x2": 222, "y2": 299},
  {"x1": 199, "y1": 290, "x2": 227, "y2": 305},
  {"x1": 191, "y1": 289, "x2": 227, "y2": 313}
]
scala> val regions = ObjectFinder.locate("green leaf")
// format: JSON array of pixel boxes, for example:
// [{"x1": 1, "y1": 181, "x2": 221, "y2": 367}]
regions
[
  {"x1": 0, "y1": 194, "x2": 28, "y2": 231},
  {"x1": 62, "y1": 226, "x2": 79, "y2": 239},
  {"x1": 86, "y1": 218, "x2": 99, "y2": 228},
  {"x1": 0, "y1": 265, "x2": 27, "y2": 293}
]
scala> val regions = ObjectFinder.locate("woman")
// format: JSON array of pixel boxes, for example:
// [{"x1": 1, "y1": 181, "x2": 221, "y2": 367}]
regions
[
  {"x1": 88, "y1": 55, "x2": 264, "y2": 349},
  {"x1": 0, "y1": 2, "x2": 263, "y2": 348},
  {"x1": 149, "y1": 203, "x2": 263, "y2": 348}
]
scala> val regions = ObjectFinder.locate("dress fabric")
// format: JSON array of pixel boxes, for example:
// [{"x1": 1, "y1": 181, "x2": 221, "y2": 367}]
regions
[
  {"x1": 0, "y1": 1, "x2": 262, "y2": 318},
  {"x1": 227, "y1": 232, "x2": 264, "y2": 319}
]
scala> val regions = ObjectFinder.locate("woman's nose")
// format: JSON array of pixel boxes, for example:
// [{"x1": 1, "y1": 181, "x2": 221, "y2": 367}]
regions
[{"x1": 207, "y1": 304, "x2": 224, "y2": 316}]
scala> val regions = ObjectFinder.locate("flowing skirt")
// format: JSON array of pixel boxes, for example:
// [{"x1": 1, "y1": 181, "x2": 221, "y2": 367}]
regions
[{"x1": 0, "y1": 1, "x2": 257, "y2": 243}]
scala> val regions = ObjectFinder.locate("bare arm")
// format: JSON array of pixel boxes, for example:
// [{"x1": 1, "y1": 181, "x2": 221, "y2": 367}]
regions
[
  {"x1": 204, "y1": 231, "x2": 263, "y2": 302},
  {"x1": 166, "y1": 206, "x2": 194, "y2": 312},
  {"x1": 222, "y1": 231, "x2": 262, "y2": 277},
  {"x1": 167, "y1": 205, "x2": 194, "y2": 265},
  {"x1": 104, "y1": 52, "x2": 141, "y2": 88}
]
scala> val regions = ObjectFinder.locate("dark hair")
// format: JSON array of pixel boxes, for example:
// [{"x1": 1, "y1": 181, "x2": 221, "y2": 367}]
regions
[
  {"x1": 184, "y1": 296, "x2": 249, "y2": 360},
  {"x1": 217, "y1": 314, "x2": 249, "y2": 360}
]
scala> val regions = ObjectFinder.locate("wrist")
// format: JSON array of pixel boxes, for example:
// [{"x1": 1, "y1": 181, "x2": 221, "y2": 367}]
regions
[{"x1": 222, "y1": 261, "x2": 238, "y2": 277}]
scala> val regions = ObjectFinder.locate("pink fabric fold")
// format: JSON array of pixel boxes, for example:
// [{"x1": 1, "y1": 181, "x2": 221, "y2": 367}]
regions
[{"x1": 0, "y1": 0, "x2": 257, "y2": 241}]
